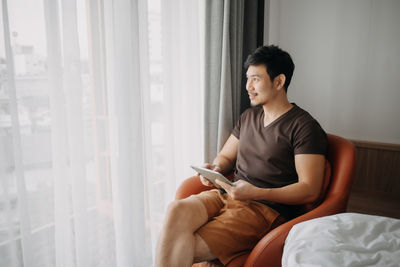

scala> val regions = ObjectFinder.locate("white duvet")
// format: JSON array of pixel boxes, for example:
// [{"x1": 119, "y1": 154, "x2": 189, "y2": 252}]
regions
[{"x1": 282, "y1": 213, "x2": 400, "y2": 267}]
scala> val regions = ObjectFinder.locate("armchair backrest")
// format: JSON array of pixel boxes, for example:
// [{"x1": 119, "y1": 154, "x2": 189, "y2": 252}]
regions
[{"x1": 324, "y1": 133, "x2": 357, "y2": 212}]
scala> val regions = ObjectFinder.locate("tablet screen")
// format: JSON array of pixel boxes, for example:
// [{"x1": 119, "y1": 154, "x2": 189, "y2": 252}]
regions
[{"x1": 191, "y1": 166, "x2": 234, "y2": 188}]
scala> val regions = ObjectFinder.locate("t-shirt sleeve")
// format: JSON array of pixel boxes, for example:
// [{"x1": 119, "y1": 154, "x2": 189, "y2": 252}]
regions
[
  {"x1": 232, "y1": 116, "x2": 241, "y2": 139},
  {"x1": 293, "y1": 119, "x2": 328, "y2": 155},
  {"x1": 232, "y1": 108, "x2": 255, "y2": 139}
]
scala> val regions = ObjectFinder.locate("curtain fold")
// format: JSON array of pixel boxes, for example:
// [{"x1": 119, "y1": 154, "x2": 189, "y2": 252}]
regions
[
  {"x1": 43, "y1": 0, "x2": 75, "y2": 266},
  {"x1": 1, "y1": 0, "x2": 33, "y2": 266},
  {"x1": 203, "y1": 0, "x2": 244, "y2": 162},
  {"x1": 60, "y1": 0, "x2": 89, "y2": 266},
  {"x1": 160, "y1": 0, "x2": 203, "y2": 196},
  {"x1": 103, "y1": 0, "x2": 151, "y2": 265},
  {"x1": 203, "y1": 0, "x2": 264, "y2": 162}
]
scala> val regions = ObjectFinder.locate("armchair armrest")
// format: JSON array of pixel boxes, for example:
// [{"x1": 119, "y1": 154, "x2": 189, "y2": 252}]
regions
[
  {"x1": 175, "y1": 172, "x2": 235, "y2": 200},
  {"x1": 175, "y1": 176, "x2": 214, "y2": 200}
]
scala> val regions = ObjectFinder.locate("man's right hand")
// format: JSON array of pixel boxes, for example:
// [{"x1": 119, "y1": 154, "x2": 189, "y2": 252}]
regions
[{"x1": 198, "y1": 163, "x2": 222, "y2": 187}]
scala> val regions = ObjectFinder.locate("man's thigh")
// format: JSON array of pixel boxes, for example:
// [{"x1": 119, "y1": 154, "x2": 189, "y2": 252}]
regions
[
  {"x1": 193, "y1": 189, "x2": 225, "y2": 218},
  {"x1": 195, "y1": 199, "x2": 280, "y2": 265}
]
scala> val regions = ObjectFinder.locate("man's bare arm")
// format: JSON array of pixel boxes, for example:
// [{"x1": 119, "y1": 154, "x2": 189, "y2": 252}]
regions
[
  {"x1": 211, "y1": 134, "x2": 239, "y2": 174},
  {"x1": 216, "y1": 154, "x2": 326, "y2": 205},
  {"x1": 199, "y1": 135, "x2": 239, "y2": 186}
]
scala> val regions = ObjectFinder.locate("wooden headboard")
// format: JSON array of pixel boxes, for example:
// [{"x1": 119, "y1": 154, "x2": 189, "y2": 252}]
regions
[{"x1": 347, "y1": 140, "x2": 400, "y2": 219}]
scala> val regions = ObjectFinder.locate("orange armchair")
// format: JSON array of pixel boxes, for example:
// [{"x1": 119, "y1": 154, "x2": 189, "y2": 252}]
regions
[{"x1": 175, "y1": 134, "x2": 356, "y2": 267}]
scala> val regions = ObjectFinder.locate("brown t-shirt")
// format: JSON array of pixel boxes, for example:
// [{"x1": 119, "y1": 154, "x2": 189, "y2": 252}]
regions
[{"x1": 232, "y1": 104, "x2": 327, "y2": 219}]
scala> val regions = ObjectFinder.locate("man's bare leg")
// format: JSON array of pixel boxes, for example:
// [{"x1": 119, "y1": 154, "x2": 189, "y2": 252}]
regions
[
  {"x1": 193, "y1": 234, "x2": 221, "y2": 266},
  {"x1": 155, "y1": 196, "x2": 217, "y2": 267}
]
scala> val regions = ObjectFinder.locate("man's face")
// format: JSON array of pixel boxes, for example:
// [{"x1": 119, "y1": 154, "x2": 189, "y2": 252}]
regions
[{"x1": 246, "y1": 65, "x2": 276, "y2": 107}]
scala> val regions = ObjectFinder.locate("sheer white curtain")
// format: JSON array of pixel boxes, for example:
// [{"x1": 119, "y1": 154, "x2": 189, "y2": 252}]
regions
[{"x1": 0, "y1": 0, "x2": 203, "y2": 266}]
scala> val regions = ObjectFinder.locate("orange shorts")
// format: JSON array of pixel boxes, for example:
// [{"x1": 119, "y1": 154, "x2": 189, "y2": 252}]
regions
[{"x1": 194, "y1": 189, "x2": 286, "y2": 265}]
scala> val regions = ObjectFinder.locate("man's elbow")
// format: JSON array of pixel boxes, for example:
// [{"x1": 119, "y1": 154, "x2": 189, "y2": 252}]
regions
[
  {"x1": 303, "y1": 187, "x2": 321, "y2": 204},
  {"x1": 307, "y1": 192, "x2": 320, "y2": 204}
]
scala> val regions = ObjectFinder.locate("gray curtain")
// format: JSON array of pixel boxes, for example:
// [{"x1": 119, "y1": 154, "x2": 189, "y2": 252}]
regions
[{"x1": 203, "y1": 0, "x2": 264, "y2": 162}]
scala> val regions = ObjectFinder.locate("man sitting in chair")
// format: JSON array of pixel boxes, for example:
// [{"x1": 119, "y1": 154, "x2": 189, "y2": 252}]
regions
[{"x1": 155, "y1": 45, "x2": 328, "y2": 267}]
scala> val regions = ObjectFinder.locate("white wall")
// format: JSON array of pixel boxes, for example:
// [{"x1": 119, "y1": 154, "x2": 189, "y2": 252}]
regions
[{"x1": 265, "y1": 0, "x2": 400, "y2": 143}]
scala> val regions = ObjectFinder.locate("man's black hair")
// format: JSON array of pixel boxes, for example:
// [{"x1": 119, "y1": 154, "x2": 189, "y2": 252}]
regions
[{"x1": 244, "y1": 45, "x2": 295, "y2": 92}]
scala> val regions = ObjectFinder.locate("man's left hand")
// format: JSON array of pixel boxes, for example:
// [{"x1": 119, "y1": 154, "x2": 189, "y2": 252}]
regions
[{"x1": 215, "y1": 179, "x2": 259, "y2": 201}]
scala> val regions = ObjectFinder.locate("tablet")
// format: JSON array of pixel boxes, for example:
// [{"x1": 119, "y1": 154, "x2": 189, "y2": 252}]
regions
[{"x1": 191, "y1": 165, "x2": 234, "y2": 188}]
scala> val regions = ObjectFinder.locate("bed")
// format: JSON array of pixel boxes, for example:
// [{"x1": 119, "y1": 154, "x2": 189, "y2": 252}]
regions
[{"x1": 282, "y1": 213, "x2": 400, "y2": 266}]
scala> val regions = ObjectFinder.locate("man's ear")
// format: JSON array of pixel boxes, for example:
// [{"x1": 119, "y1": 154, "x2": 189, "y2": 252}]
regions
[{"x1": 274, "y1": 74, "x2": 286, "y2": 91}]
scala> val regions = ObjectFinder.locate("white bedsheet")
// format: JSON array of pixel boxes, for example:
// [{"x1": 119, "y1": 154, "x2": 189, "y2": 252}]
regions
[{"x1": 282, "y1": 213, "x2": 400, "y2": 267}]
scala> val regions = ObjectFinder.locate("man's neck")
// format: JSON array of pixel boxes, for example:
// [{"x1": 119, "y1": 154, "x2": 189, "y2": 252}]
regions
[{"x1": 262, "y1": 100, "x2": 293, "y2": 127}]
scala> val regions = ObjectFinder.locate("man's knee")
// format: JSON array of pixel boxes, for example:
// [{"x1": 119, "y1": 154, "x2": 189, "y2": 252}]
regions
[
  {"x1": 165, "y1": 198, "x2": 197, "y2": 220},
  {"x1": 164, "y1": 197, "x2": 208, "y2": 231}
]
